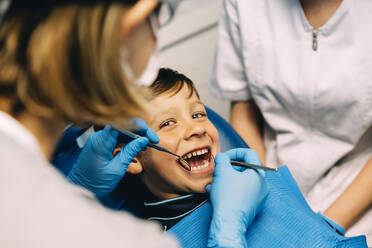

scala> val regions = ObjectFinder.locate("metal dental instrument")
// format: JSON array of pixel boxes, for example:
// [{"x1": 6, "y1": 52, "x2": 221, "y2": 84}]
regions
[
  {"x1": 231, "y1": 160, "x2": 278, "y2": 172},
  {"x1": 211, "y1": 155, "x2": 278, "y2": 172},
  {"x1": 117, "y1": 129, "x2": 192, "y2": 171},
  {"x1": 117, "y1": 129, "x2": 276, "y2": 172}
]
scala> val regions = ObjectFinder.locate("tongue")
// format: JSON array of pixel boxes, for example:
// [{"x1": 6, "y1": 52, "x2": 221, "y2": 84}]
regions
[{"x1": 188, "y1": 156, "x2": 205, "y2": 167}]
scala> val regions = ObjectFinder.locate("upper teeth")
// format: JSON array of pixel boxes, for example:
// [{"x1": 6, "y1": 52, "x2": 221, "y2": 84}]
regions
[{"x1": 183, "y1": 148, "x2": 209, "y2": 159}]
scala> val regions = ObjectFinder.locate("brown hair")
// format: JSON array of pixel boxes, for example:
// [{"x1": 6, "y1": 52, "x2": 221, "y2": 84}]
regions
[
  {"x1": 149, "y1": 68, "x2": 199, "y2": 99},
  {"x1": 0, "y1": 1, "x2": 147, "y2": 128}
]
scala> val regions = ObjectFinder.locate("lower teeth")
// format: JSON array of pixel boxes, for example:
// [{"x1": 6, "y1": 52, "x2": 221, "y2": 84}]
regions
[{"x1": 190, "y1": 160, "x2": 209, "y2": 171}]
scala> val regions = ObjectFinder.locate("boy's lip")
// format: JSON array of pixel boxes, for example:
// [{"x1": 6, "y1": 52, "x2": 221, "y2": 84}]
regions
[{"x1": 180, "y1": 146, "x2": 212, "y2": 158}]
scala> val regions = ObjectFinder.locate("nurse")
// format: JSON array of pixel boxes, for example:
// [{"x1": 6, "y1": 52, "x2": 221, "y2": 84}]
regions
[
  {"x1": 0, "y1": 0, "x2": 267, "y2": 247},
  {"x1": 210, "y1": 0, "x2": 372, "y2": 244}
]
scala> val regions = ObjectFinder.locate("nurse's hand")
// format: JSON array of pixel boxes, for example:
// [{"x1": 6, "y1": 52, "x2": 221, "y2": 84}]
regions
[
  {"x1": 206, "y1": 148, "x2": 268, "y2": 248},
  {"x1": 67, "y1": 119, "x2": 159, "y2": 197}
]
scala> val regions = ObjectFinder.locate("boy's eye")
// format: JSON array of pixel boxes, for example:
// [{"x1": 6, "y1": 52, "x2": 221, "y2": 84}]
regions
[
  {"x1": 160, "y1": 120, "x2": 176, "y2": 128},
  {"x1": 192, "y1": 112, "x2": 206, "y2": 119}
]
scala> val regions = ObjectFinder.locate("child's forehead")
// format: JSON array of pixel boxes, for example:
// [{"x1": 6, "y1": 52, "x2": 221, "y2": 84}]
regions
[{"x1": 151, "y1": 86, "x2": 200, "y2": 104}]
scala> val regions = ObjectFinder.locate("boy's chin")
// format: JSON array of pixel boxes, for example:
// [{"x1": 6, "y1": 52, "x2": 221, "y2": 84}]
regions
[
  {"x1": 190, "y1": 181, "x2": 212, "y2": 194},
  {"x1": 192, "y1": 188, "x2": 207, "y2": 194}
]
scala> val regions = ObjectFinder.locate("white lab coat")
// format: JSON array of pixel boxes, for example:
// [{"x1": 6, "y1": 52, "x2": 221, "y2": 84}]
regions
[
  {"x1": 211, "y1": 0, "x2": 372, "y2": 244},
  {"x1": 0, "y1": 111, "x2": 178, "y2": 248}
]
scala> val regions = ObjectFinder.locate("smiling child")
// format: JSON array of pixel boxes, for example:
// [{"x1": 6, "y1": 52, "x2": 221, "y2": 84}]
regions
[{"x1": 112, "y1": 68, "x2": 220, "y2": 229}]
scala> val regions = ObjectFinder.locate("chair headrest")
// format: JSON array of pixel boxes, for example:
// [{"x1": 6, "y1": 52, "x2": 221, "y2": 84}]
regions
[{"x1": 205, "y1": 107, "x2": 249, "y2": 151}]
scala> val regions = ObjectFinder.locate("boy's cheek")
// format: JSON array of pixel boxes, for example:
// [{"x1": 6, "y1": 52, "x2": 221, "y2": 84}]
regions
[
  {"x1": 192, "y1": 176, "x2": 214, "y2": 193},
  {"x1": 145, "y1": 151, "x2": 175, "y2": 174}
]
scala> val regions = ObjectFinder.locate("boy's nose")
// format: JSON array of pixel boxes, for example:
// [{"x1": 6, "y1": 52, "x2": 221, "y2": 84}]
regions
[{"x1": 184, "y1": 122, "x2": 206, "y2": 140}]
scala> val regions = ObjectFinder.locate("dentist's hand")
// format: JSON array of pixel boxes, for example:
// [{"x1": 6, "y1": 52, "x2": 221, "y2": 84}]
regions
[
  {"x1": 67, "y1": 119, "x2": 159, "y2": 197},
  {"x1": 206, "y1": 148, "x2": 268, "y2": 248}
]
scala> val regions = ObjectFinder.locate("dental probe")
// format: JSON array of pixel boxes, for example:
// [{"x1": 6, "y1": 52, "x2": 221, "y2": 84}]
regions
[
  {"x1": 115, "y1": 129, "x2": 192, "y2": 171},
  {"x1": 231, "y1": 160, "x2": 278, "y2": 172}
]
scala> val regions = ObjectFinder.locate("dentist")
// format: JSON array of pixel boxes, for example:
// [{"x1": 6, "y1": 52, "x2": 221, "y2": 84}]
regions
[{"x1": 0, "y1": 0, "x2": 268, "y2": 247}]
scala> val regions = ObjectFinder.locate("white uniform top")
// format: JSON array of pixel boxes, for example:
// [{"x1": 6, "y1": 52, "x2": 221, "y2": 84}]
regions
[
  {"x1": 211, "y1": 0, "x2": 372, "y2": 243},
  {"x1": 0, "y1": 111, "x2": 178, "y2": 248}
]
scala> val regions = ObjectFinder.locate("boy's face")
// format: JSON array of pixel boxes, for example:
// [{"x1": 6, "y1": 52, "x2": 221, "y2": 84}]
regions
[{"x1": 137, "y1": 86, "x2": 220, "y2": 199}]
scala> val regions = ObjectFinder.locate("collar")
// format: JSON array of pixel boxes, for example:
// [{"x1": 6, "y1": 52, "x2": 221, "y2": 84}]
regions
[
  {"x1": 297, "y1": 0, "x2": 350, "y2": 35},
  {"x1": 143, "y1": 193, "x2": 209, "y2": 230},
  {"x1": 0, "y1": 110, "x2": 42, "y2": 156}
]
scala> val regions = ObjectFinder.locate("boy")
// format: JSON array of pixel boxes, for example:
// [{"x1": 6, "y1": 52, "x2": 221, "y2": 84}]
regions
[{"x1": 113, "y1": 68, "x2": 219, "y2": 229}]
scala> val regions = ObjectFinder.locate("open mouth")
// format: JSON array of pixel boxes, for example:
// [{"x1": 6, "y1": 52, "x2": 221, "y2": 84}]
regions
[{"x1": 179, "y1": 147, "x2": 213, "y2": 172}]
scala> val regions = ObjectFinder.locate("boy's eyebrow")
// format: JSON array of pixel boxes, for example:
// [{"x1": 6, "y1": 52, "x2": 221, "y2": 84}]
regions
[
  {"x1": 192, "y1": 100, "x2": 204, "y2": 107},
  {"x1": 149, "y1": 107, "x2": 179, "y2": 125},
  {"x1": 153, "y1": 107, "x2": 178, "y2": 116},
  {"x1": 149, "y1": 100, "x2": 205, "y2": 125}
]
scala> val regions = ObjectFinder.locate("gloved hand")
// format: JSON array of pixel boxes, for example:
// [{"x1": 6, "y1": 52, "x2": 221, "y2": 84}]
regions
[
  {"x1": 67, "y1": 119, "x2": 159, "y2": 197},
  {"x1": 206, "y1": 148, "x2": 269, "y2": 248}
]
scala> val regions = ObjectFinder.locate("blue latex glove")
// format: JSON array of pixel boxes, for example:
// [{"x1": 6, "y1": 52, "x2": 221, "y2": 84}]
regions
[
  {"x1": 206, "y1": 148, "x2": 269, "y2": 248},
  {"x1": 67, "y1": 119, "x2": 159, "y2": 197}
]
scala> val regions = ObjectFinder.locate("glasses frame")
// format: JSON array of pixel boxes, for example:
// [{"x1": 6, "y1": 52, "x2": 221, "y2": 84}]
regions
[
  {"x1": 156, "y1": 0, "x2": 181, "y2": 26},
  {"x1": 149, "y1": 11, "x2": 160, "y2": 40}
]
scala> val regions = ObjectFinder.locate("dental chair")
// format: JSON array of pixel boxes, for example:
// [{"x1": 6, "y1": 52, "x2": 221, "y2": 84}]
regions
[{"x1": 52, "y1": 107, "x2": 367, "y2": 248}]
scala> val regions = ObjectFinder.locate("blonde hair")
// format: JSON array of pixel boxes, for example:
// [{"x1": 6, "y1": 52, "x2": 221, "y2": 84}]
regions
[{"x1": 0, "y1": 2, "x2": 148, "y2": 127}]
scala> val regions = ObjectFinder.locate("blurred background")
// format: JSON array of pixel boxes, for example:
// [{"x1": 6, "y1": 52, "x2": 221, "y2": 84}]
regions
[{"x1": 158, "y1": 0, "x2": 229, "y2": 120}]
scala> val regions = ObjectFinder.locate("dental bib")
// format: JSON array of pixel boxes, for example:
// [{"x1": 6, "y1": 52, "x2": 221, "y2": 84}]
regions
[{"x1": 169, "y1": 166, "x2": 367, "y2": 248}]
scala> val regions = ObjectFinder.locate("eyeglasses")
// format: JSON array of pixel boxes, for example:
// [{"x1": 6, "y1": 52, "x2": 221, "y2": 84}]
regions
[
  {"x1": 149, "y1": 11, "x2": 160, "y2": 39},
  {"x1": 149, "y1": 0, "x2": 180, "y2": 40},
  {"x1": 149, "y1": 0, "x2": 181, "y2": 40},
  {"x1": 157, "y1": 0, "x2": 181, "y2": 26}
]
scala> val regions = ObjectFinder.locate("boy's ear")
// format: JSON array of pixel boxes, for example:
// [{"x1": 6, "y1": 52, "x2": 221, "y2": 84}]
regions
[
  {"x1": 113, "y1": 147, "x2": 143, "y2": 175},
  {"x1": 126, "y1": 158, "x2": 143, "y2": 175}
]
